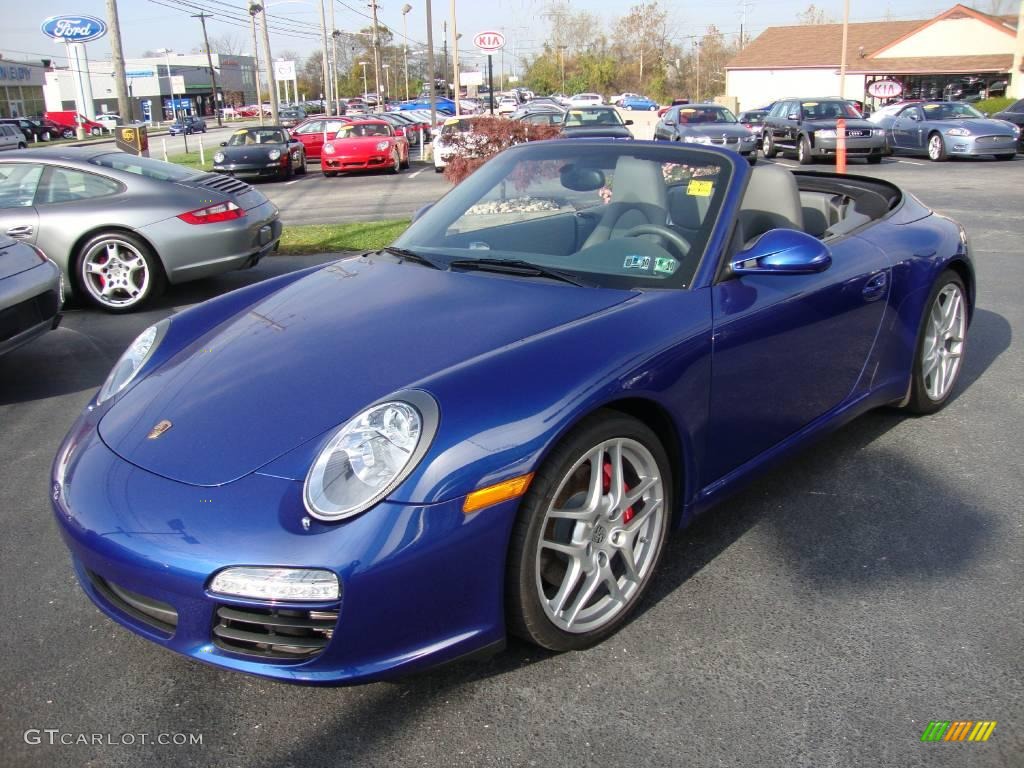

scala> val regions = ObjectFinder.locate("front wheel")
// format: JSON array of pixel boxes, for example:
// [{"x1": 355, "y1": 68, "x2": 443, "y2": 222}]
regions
[
  {"x1": 298, "y1": 153, "x2": 308, "y2": 174},
  {"x1": 90, "y1": 127, "x2": 101, "y2": 136},
  {"x1": 76, "y1": 231, "x2": 165, "y2": 313},
  {"x1": 927, "y1": 132, "x2": 948, "y2": 162},
  {"x1": 506, "y1": 411, "x2": 671, "y2": 651},
  {"x1": 904, "y1": 270, "x2": 968, "y2": 414},
  {"x1": 649, "y1": 105, "x2": 658, "y2": 112},
  {"x1": 389, "y1": 149, "x2": 400, "y2": 174},
  {"x1": 866, "y1": 152, "x2": 883, "y2": 164},
  {"x1": 798, "y1": 135, "x2": 814, "y2": 165},
  {"x1": 763, "y1": 131, "x2": 778, "y2": 158},
  {"x1": 62, "y1": 128, "x2": 74, "y2": 139},
  {"x1": 323, "y1": 171, "x2": 338, "y2": 177}
]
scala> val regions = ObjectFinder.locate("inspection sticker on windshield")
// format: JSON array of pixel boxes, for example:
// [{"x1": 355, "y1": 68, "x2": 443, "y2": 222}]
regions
[
  {"x1": 623, "y1": 255, "x2": 651, "y2": 270},
  {"x1": 687, "y1": 179, "x2": 713, "y2": 197},
  {"x1": 654, "y1": 257, "x2": 678, "y2": 275}
]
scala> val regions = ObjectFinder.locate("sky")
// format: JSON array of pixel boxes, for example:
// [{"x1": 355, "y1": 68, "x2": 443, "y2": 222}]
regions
[{"x1": 1, "y1": 0, "x2": 979, "y2": 73}]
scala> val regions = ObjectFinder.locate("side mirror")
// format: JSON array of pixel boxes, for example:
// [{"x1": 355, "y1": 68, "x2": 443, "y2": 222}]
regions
[
  {"x1": 411, "y1": 202, "x2": 434, "y2": 222},
  {"x1": 219, "y1": 141, "x2": 228, "y2": 146},
  {"x1": 664, "y1": 118, "x2": 676, "y2": 126},
  {"x1": 787, "y1": 112, "x2": 800, "y2": 120},
  {"x1": 730, "y1": 229, "x2": 832, "y2": 276},
  {"x1": 625, "y1": 119, "x2": 634, "y2": 126}
]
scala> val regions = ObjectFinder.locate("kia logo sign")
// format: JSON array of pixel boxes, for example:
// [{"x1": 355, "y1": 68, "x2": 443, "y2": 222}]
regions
[
  {"x1": 867, "y1": 79, "x2": 903, "y2": 99},
  {"x1": 40, "y1": 15, "x2": 108, "y2": 43},
  {"x1": 473, "y1": 31, "x2": 505, "y2": 52}
]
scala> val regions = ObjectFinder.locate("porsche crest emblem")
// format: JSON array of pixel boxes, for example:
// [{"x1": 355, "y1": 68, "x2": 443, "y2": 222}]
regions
[{"x1": 147, "y1": 419, "x2": 173, "y2": 440}]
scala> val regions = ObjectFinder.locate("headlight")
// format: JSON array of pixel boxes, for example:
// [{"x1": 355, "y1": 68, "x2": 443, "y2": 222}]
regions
[
  {"x1": 376, "y1": 140, "x2": 390, "y2": 151},
  {"x1": 815, "y1": 129, "x2": 837, "y2": 138},
  {"x1": 213, "y1": 151, "x2": 225, "y2": 163},
  {"x1": 96, "y1": 322, "x2": 166, "y2": 405},
  {"x1": 872, "y1": 128, "x2": 885, "y2": 136},
  {"x1": 323, "y1": 143, "x2": 335, "y2": 154},
  {"x1": 947, "y1": 128, "x2": 971, "y2": 137},
  {"x1": 304, "y1": 392, "x2": 439, "y2": 521},
  {"x1": 682, "y1": 135, "x2": 711, "y2": 144},
  {"x1": 268, "y1": 148, "x2": 282, "y2": 160}
]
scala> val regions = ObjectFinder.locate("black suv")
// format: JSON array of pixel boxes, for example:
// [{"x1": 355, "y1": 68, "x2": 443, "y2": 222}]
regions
[
  {"x1": 0, "y1": 118, "x2": 52, "y2": 142},
  {"x1": 761, "y1": 98, "x2": 885, "y2": 164},
  {"x1": 992, "y1": 98, "x2": 1024, "y2": 151}
]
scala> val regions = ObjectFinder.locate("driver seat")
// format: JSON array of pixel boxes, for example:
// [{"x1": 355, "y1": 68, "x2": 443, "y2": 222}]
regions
[
  {"x1": 581, "y1": 156, "x2": 669, "y2": 249},
  {"x1": 736, "y1": 165, "x2": 804, "y2": 246}
]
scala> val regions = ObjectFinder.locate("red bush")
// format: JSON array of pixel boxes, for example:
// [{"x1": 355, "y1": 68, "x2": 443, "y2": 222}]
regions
[{"x1": 443, "y1": 117, "x2": 562, "y2": 184}]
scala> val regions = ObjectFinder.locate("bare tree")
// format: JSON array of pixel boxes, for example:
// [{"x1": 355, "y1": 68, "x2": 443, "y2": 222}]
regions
[
  {"x1": 972, "y1": 0, "x2": 1016, "y2": 15},
  {"x1": 796, "y1": 4, "x2": 835, "y2": 24},
  {"x1": 206, "y1": 33, "x2": 246, "y2": 55}
]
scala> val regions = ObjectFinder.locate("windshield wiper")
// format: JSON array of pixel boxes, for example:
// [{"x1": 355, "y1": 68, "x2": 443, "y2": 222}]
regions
[
  {"x1": 449, "y1": 257, "x2": 592, "y2": 287},
  {"x1": 378, "y1": 246, "x2": 442, "y2": 269}
]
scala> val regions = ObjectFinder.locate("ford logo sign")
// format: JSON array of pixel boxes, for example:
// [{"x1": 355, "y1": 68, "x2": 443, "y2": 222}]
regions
[{"x1": 40, "y1": 15, "x2": 108, "y2": 43}]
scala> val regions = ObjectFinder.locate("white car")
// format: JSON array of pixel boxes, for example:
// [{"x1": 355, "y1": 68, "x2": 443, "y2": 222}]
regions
[
  {"x1": 433, "y1": 116, "x2": 482, "y2": 173},
  {"x1": 569, "y1": 93, "x2": 604, "y2": 107},
  {"x1": 497, "y1": 97, "x2": 518, "y2": 115},
  {"x1": 94, "y1": 114, "x2": 120, "y2": 131}
]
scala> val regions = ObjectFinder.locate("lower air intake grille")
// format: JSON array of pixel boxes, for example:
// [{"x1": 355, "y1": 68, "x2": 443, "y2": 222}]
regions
[
  {"x1": 87, "y1": 570, "x2": 178, "y2": 636},
  {"x1": 0, "y1": 289, "x2": 58, "y2": 343},
  {"x1": 212, "y1": 605, "x2": 338, "y2": 660}
]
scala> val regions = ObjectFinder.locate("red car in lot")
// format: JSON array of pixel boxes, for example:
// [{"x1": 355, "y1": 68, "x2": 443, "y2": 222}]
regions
[
  {"x1": 290, "y1": 116, "x2": 352, "y2": 161},
  {"x1": 321, "y1": 120, "x2": 410, "y2": 176}
]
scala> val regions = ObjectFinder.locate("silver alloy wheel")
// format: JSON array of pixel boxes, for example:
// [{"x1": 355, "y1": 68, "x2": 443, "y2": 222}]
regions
[
  {"x1": 81, "y1": 238, "x2": 151, "y2": 308},
  {"x1": 922, "y1": 283, "x2": 966, "y2": 401},
  {"x1": 535, "y1": 438, "x2": 665, "y2": 634},
  {"x1": 928, "y1": 134, "x2": 943, "y2": 160},
  {"x1": 392, "y1": 150, "x2": 400, "y2": 172}
]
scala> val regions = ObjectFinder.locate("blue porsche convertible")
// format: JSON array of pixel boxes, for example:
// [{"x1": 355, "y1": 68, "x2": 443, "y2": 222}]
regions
[{"x1": 52, "y1": 140, "x2": 973, "y2": 684}]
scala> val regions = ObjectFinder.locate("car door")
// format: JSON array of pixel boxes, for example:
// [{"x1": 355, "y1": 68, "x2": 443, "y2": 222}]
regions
[
  {"x1": 891, "y1": 105, "x2": 923, "y2": 150},
  {"x1": 705, "y1": 233, "x2": 892, "y2": 482},
  {"x1": 292, "y1": 120, "x2": 325, "y2": 159},
  {"x1": 767, "y1": 101, "x2": 792, "y2": 148},
  {"x1": 0, "y1": 162, "x2": 43, "y2": 243}
]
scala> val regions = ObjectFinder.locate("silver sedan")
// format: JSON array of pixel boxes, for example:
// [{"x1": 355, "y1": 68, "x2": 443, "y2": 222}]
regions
[{"x1": 0, "y1": 148, "x2": 283, "y2": 312}]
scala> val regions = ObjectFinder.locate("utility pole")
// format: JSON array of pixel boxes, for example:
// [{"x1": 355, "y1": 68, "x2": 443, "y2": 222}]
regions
[
  {"x1": 442, "y1": 21, "x2": 449, "y2": 99},
  {"x1": 1011, "y1": 0, "x2": 1024, "y2": 98},
  {"x1": 401, "y1": 4, "x2": 412, "y2": 102},
  {"x1": 257, "y1": 3, "x2": 279, "y2": 123},
  {"x1": 330, "y1": 0, "x2": 340, "y2": 114},
  {"x1": 450, "y1": 0, "x2": 460, "y2": 114},
  {"x1": 839, "y1": 0, "x2": 850, "y2": 98},
  {"x1": 248, "y1": 5, "x2": 265, "y2": 125},
  {"x1": 105, "y1": 0, "x2": 131, "y2": 123},
  {"x1": 425, "y1": 0, "x2": 437, "y2": 125},
  {"x1": 370, "y1": 0, "x2": 383, "y2": 110},
  {"x1": 738, "y1": 1, "x2": 752, "y2": 50},
  {"x1": 318, "y1": 0, "x2": 333, "y2": 114},
  {"x1": 193, "y1": 12, "x2": 223, "y2": 126}
]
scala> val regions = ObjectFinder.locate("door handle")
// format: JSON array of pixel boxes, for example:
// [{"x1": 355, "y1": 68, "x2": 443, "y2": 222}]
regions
[
  {"x1": 6, "y1": 225, "x2": 33, "y2": 238},
  {"x1": 862, "y1": 271, "x2": 888, "y2": 301}
]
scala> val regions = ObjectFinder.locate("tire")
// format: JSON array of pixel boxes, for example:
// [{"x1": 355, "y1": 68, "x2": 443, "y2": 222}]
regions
[
  {"x1": 17, "y1": 142, "x2": 26, "y2": 150},
  {"x1": 281, "y1": 159, "x2": 294, "y2": 180},
  {"x1": 400, "y1": 151, "x2": 410, "y2": 170},
  {"x1": 506, "y1": 410, "x2": 672, "y2": 651},
  {"x1": 298, "y1": 153, "x2": 308, "y2": 174},
  {"x1": 434, "y1": 166, "x2": 444, "y2": 173},
  {"x1": 762, "y1": 130, "x2": 778, "y2": 158},
  {"x1": 995, "y1": 153, "x2": 1015, "y2": 161},
  {"x1": 904, "y1": 270, "x2": 968, "y2": 414},
  {"x1": 866, "y1": 152, "x2": 883, "y2": 164},
  {"x1": 323, "y1": 171, "x2": 338, "y2": 178},
  {"x1": 927, "y1": 132, "x2": 948, "y2": 162},
  {"x1": 389, "y1": 149, "x2": 400, "y2": 174},
  {"x1": 746, "y1": 153, "x2": 757, "y2": 166},
  {"x1": 649, "y1": 105, "x2": 658, "y2": 112},
  {"x1": 90, "y1": 127, "x2": 101, "y2": 136},
  {"x1": 797, "y1": 134, "x2": 814, "y2": 165},
  {"x1": 62, "y1": 129, "x2": 74, "y2": 139},
  {"x1": 76, "y1": 231, "x2": 165, "y2": 313}
]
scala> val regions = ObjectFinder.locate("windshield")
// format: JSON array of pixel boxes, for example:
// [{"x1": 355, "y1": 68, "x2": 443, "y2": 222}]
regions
[
  {"x1": 676, "y1": 107, "x2": 737, "y2": 124},
  {"x1": 564, "y1": 108, "x2": 624, "y2": 127},
  {"x1": 922, "y1": 102, "x2": 985, "y2": 120},
  {"x1": 800, "y1": 101, "x2": 861, "y2": 119},
  {"x1": 90, "y1": 153, "x2": 200, "y2": 181},
  {"x1": 393, "y1": 142, "x2": 733, "y2": 289},
  {"x1": 337, "y1": 123, "x2": 391, "y2": 138},
  {"x1": 227, "y1": 129, "x2": 287, "y2": 146}
]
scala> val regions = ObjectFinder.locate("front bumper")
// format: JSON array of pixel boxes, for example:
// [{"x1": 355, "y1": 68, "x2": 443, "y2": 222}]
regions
[
  {"x1": 947, "y1": 135, "x2": 1018, "y2": 156},
  {"x1": 212, "y1": 162, "x2": 288, "y2": 179},
  {"x1": 811, "y1": 134, "x2": 886, "y2": 156},
  {"x1": 50, "y1": 419, "x2": 511, "y2": 684},
  {"x1": 0, "y1": 259, "x2": 61, "y2": 356},
  {"x1": 322, "y1": 153, "x2": 391, "y2": 171}
]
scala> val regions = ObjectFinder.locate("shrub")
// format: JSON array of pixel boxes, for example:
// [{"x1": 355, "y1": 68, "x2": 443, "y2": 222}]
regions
[
  {"x1": 444, "y1": 117, "x2": 562, "y2": 184},
  {"x1": 974, "y1": 97, "x2": 1014, "y2": 116}
]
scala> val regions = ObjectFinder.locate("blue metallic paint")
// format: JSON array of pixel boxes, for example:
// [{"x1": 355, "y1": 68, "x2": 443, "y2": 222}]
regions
[{"x1": 51, "y1": 142, "x2": 974, "y2": 684}]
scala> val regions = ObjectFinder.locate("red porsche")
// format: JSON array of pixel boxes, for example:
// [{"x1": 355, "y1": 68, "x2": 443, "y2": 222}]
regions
[{"x1": 321, "y1": 120, "x2": 410, "y2": 176}]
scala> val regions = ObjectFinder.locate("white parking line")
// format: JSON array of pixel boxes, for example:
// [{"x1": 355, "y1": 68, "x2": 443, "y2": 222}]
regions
[
  {"x1": 896, "y1": 159, "x2": 927, "y2": 166},
  {"x1": 284, "y1": 176, "x2": 308, "y2": 185},
  {"x1": 408, "y1": 169, "x2": 424, "y2": 179}
]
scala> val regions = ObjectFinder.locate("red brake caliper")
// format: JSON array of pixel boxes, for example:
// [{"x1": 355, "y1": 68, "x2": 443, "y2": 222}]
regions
[{"x1": 603, "y1": 461, "x2": 635, "y2": 524}]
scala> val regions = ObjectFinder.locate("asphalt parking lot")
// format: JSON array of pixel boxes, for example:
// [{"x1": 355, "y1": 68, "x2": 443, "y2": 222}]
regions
[{"x1": 1, "y1": 156, "x2": 1021, "y2": 768}]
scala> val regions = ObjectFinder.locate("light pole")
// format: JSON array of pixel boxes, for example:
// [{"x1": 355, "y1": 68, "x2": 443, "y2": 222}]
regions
[
  {"x1": 401, "y1": 4, "x2": 412, "y2": 102},
  {"x1": 558, "y1": 45, "x2": 567, "y2": 93},
  {"x1": 450, "y1": 0, "x2": 460, "y2": 115},
  {"x1": 382, "y1": 63, "x2": 390, "y2": 101},
  {"x1": 247, "y1": 4, "x2": 265, "y2": 125},
  {"x1": 156, "y1": 48, "x2": 176, "y2": 122},
  {"x1": 359, "y1": 61, "x2": 369, "y2": 101},
  {"x1": 425, "y1": 0, "x2": 437, "y2": 127}
]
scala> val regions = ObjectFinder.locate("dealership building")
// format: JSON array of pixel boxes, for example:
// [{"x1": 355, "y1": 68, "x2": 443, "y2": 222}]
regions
[
  {"x1": 43, "y1": 53, "x2": 259, "y2": 122},
  {"x1": 726, "y1": 3, "x2": 1020, "y2": 112},
  {"x1": 0, "y1": 57, "x2": 48, "y2": 118}
]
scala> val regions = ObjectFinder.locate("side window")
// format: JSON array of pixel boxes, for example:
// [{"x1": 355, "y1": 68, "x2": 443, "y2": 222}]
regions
[
  {"x1": 294, "y1": 120, "x2": 323, "y2": 135},
  {"x1": 37, "y1": 167, "x2": 121, "y2": 205},
  {"x1": 323, "y1": 119, "x2": 346, "y2": 134},
  {"x1": 0, "y1": 164, "x2": 43, "y2": 207}
]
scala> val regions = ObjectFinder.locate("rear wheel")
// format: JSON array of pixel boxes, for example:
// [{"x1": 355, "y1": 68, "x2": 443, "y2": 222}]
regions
[
  {"x1": 905, "y1": 271, "x2": 968, "y2": 414},
  {"x1": 506, "y1": 411, "x2": 671, "y2": 651},
  {"x1": 62, "y1": 128, "x2": 74, "y2": 139},
  {"x1": 76, "y1": 231, "x2": 165, "y2": 313},
  {"x1": 389, "y1": 149, "x2": 401, "y2": 174},
  {"x1": 798, "y1": 135, "x2": 814, "y2": 165},
  {"x1": 866, "y1": 152, "x2": 883, "y2": 164},
  {"x1": 649, "y1": 105, "x2": 658, "y2": 111},
  {"x1": 995, "y1": 153, "x2": 1015, "y2": 161},
  {"x1": 90, "y1": 127, "x2": 101, "y2": 136},
  {"x1": 17, "y1": 142, "x2": 26, "y2": 150},
  {"x1": 927, "y1": 132, "x2": 948, "y2": 162},
  {"x1": 763, "y1": 130, "x2": 778, "y2": 158}
]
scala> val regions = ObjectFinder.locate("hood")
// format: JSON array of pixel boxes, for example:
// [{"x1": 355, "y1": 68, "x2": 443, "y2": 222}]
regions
[
  {"x1": 937, "y1": 118, "x2": 1015, "y2": 135},
  {"x1": 0, "y1": 236, "x2": 41, "y2": 280},
  {"x1": 562, "y1": 125, "x2": 633, "y2": 139},
  {"x1": 328, "y1": 136, "x2": 393, "y2": 152},
  {"x1": 98, "y1": 258, "x2": 634, "y2": 486},
  {"x1": 804, "y1": 118, "x2": 875, "y2": 130}
]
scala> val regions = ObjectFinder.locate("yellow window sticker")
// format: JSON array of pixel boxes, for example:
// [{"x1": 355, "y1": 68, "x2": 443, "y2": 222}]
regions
[
  {"x1": 233, "y1": 129, "x2": 249, "y2": 135},
  {"x1": 680, "y1": 108, "x2": 696, "y2": 114},
  {"x1": 802, "y1": 102, "x2": 818, "y2": 107},
  {"x1": 444, "y1": 118, "x2": 460, "y2": 126},
  {"x1": 687, "y1": 180, "x2": 713, "y2": 197}
]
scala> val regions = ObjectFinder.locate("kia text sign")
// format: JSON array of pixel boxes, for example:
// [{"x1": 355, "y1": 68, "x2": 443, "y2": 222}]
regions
[
  {"x1": 473, "y1": 31, "x2": 505, "y2": 53},
  {"x1": 867, "y1": 79, "x2": 903, "y2": 99},
  {"x1": 40, "y1": 15, "x2": 108, "y2": 43}
]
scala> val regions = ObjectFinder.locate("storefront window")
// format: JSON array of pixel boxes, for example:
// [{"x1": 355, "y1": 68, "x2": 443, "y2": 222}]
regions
[{"x1": 864, "y1": 74, "x2": 1009, "y2": 112}]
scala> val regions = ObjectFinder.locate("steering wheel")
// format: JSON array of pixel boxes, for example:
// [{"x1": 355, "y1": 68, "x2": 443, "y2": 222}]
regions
[{"x1": 622, "y1": 224, "x2": 691, "y2": 261}]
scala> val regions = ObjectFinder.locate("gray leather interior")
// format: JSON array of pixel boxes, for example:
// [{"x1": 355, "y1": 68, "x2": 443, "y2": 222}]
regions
[
  {"x1": 737, "y1": 165, "x2": 804, "y2": 244},
  {"x1": 581, "y1": 156, "x2": 669, "y2": 250}
]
